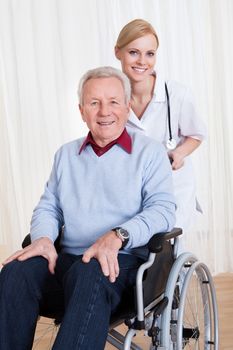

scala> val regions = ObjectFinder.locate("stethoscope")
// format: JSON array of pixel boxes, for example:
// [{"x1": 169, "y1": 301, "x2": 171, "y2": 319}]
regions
[{"x1": 165, "y1": 82, "x2": 177, "y2": 150}]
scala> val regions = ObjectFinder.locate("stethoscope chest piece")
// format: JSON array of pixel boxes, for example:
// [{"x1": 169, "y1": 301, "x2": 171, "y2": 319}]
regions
[{"x1": 166, "y1": 138, "x2": 177, "y2": 150}]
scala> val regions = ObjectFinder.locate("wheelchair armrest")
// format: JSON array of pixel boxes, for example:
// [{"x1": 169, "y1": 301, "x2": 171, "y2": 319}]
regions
[
  {"x1": 147, "y1": 227, "x2": 182, "y2": 253},
  {"x1": 22, "y1": 234, "x2": 31, "y2": 248},
  {"x1": 22, "y1": 228, "x2": 182, "y2": 254}
]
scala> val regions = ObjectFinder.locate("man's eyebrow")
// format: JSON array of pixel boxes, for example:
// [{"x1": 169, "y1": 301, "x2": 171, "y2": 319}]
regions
[{"x1": 87, "y1": 95, "x2": 121, "y2": 100}]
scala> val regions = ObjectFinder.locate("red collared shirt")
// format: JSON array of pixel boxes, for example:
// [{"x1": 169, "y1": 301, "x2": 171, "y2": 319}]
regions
[{"x1": 79, "y1": 128, "x2": 132, "y2": 156}]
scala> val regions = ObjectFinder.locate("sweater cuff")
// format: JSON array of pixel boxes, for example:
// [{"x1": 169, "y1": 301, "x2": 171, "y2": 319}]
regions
[{"x1": 30, "y1": 224, "x2": 59, "y2": 243}]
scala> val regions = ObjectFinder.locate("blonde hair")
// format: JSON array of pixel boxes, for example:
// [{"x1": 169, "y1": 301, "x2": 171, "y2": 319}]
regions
[
  {"x1": 78, "y1": 66, "x2": 131, "y2": 106},
  {"x1": 115, "y1": 19, "x2": 159, "y2": 49}
]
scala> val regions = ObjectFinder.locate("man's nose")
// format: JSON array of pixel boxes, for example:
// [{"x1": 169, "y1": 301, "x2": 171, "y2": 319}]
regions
[{"x1": 99, "y1": 103, "x2": 111, "y2": 116}]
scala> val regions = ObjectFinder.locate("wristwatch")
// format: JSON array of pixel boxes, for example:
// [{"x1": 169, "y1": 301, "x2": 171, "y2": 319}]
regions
[{"x1": 113, "y1": 227, "x2": 129, "y2": 249}]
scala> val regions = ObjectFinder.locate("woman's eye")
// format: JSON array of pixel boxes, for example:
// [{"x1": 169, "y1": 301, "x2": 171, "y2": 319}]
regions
[
  {"x1": 147, "y1": 52, "x2": 155, "y2": 57},
  {"x1": 129, "y1": 50, "x2": 138, "y2": 56}
]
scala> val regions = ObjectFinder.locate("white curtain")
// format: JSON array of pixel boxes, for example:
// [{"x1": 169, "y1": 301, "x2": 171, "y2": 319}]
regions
[{"x1": 0, "y1": 0, "x2": 232, "y2": 274}]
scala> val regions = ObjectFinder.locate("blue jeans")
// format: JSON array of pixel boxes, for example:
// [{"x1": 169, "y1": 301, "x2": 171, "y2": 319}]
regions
[{"x1": 0, "y1": 253, "x2": 142, "y2": 350}]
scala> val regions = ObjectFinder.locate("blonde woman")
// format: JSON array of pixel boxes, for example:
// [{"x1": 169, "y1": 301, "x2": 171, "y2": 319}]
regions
[{"x1": 115, "y1": 19, "x2": 206, "y2": 248}]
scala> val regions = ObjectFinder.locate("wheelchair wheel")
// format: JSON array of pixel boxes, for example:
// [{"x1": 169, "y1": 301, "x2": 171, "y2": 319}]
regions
[
  {"x1": 177, "y1": 261, "x2": 218, "y2": 349},
  {"x1": 32, "y1": 317, "x2": 59, "y2": 349},
  {"x1": 160, "y1": 253, "x2": 218, "y2": 350}
]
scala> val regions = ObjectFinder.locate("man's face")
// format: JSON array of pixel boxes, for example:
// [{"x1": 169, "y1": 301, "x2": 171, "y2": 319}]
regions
[{"x1": 79, "y1": 77, "x2": 130, "y2": 147}]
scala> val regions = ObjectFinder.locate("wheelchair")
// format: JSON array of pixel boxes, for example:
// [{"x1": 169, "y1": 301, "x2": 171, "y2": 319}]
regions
[{"x1": 22, "y1": 228, "x2": 218, "y2": 350}]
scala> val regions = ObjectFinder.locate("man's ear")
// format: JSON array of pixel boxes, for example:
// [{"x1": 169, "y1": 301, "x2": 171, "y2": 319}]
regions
[
  {"x1": 124, "y1": 101, "x2": 131, "y2": 120},
  {"x1": 126, "y1": 101, "x2": 131, "y2": 115},
  {"x1": 114, "y1": 46, "x2": 121, "y2": 60},
  {"x1": 79, "y1": 104, "x2": 86, "y2": 122}
]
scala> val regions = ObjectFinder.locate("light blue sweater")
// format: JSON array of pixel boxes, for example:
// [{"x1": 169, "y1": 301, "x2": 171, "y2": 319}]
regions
[{"x1": 30, "y1": 131, "x2": 176, "y2": 258}]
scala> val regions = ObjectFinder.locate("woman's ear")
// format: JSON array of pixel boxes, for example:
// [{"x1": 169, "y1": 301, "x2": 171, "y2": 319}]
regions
[{"x1": 114, "y1": 46, "x2": 121, "y2": 60}]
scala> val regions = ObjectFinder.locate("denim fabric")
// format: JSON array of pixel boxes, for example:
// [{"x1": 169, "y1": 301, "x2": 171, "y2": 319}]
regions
[{"x1": 0, "y1": 253, "x2": 142, "y2": 350}]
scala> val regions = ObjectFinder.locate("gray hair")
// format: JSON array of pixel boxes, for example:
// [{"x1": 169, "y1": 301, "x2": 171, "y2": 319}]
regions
[{"x1": 78, "y1": 66, "x2": 131, "y2": 105}]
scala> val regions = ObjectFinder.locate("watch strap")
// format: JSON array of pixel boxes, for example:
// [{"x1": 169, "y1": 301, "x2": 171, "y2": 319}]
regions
[{"x1": 113, "y1": 227, "x2": 129, "y2": 249}]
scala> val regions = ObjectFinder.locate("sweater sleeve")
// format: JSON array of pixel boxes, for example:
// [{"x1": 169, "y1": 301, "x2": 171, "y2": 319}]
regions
[
  {"x1": 121, "y1": 144, "x2": 176, "y2": 248},
  {"x1": 30, "y1": 150, "x2": 64, "y2": 242}
]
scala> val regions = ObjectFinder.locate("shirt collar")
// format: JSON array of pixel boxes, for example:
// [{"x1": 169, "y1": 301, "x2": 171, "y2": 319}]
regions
[{"x1": 79, "y1": 128, "x2": 132, "y2": 156}]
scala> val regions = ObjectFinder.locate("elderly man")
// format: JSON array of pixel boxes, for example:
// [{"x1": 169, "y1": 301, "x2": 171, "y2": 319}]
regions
[{"x1": 0, "y1": 66, "x2": 175, "y2": 350}]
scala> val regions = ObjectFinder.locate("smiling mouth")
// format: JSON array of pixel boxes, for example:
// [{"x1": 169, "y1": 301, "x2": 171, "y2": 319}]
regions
[
  {"x1": 97, "y1": 121, "x2": 115, "y2": 126},
  {"x1": 132, "y1": 67, "x2": 147, "y2": 73}
]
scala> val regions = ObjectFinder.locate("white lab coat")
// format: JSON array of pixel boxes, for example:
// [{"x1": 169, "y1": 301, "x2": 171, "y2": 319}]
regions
[{"x1": 126, "y1": 73, "x2": 207, "y2": 232}]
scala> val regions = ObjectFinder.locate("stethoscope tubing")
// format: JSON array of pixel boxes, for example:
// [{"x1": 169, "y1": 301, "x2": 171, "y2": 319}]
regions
[
  {"x1": 165, "y1": 82, "x2": 177, "y2": 150},
  {"x1": 165, "y1": 82, "x2": 172, "y2": 141}
]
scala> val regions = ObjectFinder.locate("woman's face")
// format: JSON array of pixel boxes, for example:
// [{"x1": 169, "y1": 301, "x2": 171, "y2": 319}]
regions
[{"x1": 115, "y1": 34, "x2": 158, "y2": 83}]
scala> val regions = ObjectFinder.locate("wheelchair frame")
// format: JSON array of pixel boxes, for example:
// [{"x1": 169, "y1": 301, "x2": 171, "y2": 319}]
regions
[
  {"x1": 106, "y1": 229, "x2": 218, "y2": 350},
  {"x1": 23, "y1": 228, "x2": 219, "y2": 350}
]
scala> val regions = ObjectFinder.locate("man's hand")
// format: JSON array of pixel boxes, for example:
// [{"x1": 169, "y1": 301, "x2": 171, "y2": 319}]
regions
[
  {"x1": 2, "y1": 237, "x2": 58, "y2": 274},
  {"x1": 82, "y1": 231, "x2": 122, "y2": 283}
]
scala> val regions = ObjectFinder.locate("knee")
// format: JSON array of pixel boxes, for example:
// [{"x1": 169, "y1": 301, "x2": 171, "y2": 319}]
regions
[
  {"x1": 1, "y1": 260, "x2": 24, "y2": 283},
  {"x1": 62, "y1": 258, "x2": 125, "y2": 314},
  {"x1": 63, "y1": 258, "x2": 106, "y2": 291},
  {"x1": 0, "y1": 257, "x2": 50, "y2": 298},
  {"x1": 0, "y1": 260, "x2": 27, "y2": 299},
  {"x1": 1, "y1": 257, "x2": 48, "y2": 279},
  {"x1": 67, "y1": 258, "x2": 102, "y2": 280}
]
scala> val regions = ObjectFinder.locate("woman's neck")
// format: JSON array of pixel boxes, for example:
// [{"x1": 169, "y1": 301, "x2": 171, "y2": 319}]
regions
[{"x1": 130, "y1": 75, "x2": 156, "y2": 118}]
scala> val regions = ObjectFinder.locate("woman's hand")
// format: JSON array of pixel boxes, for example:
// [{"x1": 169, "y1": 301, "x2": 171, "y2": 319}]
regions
[
  {"x1": 169, "y1": 137, "x2": 201, "y2": 170},
  {"x1": 169, "y1": 149, "x2": 185, "y2": 170}
]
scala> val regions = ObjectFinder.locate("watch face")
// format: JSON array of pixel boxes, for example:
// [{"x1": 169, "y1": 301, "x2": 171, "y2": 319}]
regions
[
  {"x1": 113, "y1": 227, "x2": 129, "y2": 249},
  {"x1": 118, "y1": 228, "x2": 129, "y2": 240}
]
